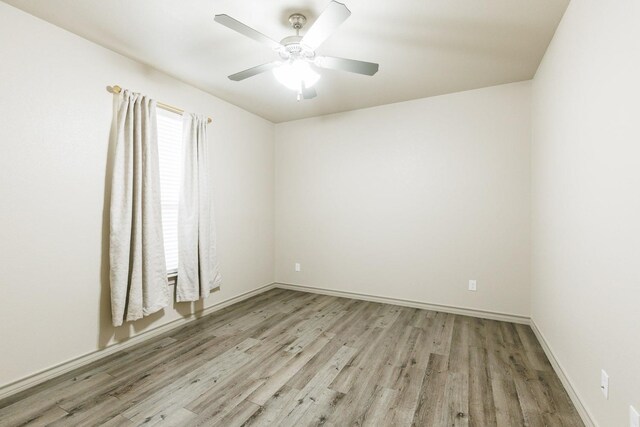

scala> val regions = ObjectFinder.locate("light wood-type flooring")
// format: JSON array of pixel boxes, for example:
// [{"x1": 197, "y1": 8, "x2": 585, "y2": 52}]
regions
[{"x1": 0, "y1": 289, "x2": 584, "y2": 426}]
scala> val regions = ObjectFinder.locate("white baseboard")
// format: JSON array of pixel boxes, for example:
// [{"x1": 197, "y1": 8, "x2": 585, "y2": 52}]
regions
[
  {"x1": 0, "y1": 282, "x2": 277, "y2": 401},
  {"x1": 274, "y1": 282, "x2": 530, "y2": 324},
  {"x1": 530, "y1": 319, "x2": 596, "y2": 427}
]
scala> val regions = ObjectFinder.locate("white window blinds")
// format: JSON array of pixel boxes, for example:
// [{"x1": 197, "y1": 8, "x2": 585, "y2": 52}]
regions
[{"x1": 157, "y1": 108, "x2": 183, "y2": 274}]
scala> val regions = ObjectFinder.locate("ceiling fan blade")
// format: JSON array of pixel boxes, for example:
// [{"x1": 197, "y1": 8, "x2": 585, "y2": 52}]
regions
[
  {"x1": 300, "y1": 1, "x2": 351, "y2": 50},
  {"x1": 315, "y1": 56, "x2": 379, "y2": 76},
  {"x1": 228, "y1": 62, "x2": 279, "y2": 81},
  {"x1": 214, "y1": 14, "x2": 281, "y2": 50}
]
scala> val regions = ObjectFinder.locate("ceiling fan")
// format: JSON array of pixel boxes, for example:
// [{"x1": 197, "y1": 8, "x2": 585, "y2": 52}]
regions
[{"x1": 214, "y1": 1, "x2": 379, "y2": 101}]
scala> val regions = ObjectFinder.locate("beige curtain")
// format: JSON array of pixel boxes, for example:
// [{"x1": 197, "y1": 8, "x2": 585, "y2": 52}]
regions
[
  {"x1": 109, "y1": 90, "x2": 169, "y2": 326},
  {"x1": 176, "y1": 114, "x2": 222, "y2": 302}
]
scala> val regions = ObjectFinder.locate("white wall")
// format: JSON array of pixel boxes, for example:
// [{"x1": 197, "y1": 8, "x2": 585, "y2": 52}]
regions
[
  {"x1": 0, "y1": 2, "x2": 274, "y2": 388},
  {"x1": 275, "y1": 82, "x2": 531, "y2": 317},
  {"x1": 531, "y1": 0, "x2": 640, "y2": 425}
]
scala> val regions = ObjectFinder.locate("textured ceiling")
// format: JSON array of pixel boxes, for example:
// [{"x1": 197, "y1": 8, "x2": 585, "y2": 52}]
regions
[{"x1": 3, "y1": 0, "x2": 569, "y2": 122}]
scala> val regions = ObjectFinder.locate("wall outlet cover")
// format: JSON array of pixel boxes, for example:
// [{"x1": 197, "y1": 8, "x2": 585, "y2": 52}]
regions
[
  {"x1": 295, "y1": 263, "x2": 301, "y2": 272},
  {"x1": 468, "y1": 280, "x2": 477, "y2": 291}
]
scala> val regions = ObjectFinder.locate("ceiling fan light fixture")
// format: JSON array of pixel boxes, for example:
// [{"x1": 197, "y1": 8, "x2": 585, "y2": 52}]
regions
[{"x1": 273, "y1": 60, "x2": 320, "y2": 91}]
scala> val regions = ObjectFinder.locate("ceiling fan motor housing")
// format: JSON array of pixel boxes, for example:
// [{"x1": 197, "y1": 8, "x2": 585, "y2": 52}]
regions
[{"x1": 278, "y1": 35, "x2": 315, "y2": 61}]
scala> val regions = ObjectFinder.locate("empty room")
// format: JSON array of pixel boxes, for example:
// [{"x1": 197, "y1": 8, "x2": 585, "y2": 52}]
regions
[{"x1": 0, "y1": 0, "x2": 638, "y2": 426}]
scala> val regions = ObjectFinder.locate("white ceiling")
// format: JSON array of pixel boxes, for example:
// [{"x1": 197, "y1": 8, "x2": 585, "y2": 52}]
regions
[{"x1": 3, "y1": 0, "x2": 569, "y2": 123}]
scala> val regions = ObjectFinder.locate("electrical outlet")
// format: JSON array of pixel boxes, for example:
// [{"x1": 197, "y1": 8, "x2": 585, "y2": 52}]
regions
[
  {"x1": 601, "y1": 370, "x2": 609, "y2": 399},
  {"x1": 295, "y1": 263, "x2": 301, "y2": 272},
  {"x1": 468, "y1": 280, "x2": 477, "y2": 291},
  {"x1": 630, "y1": 405, "x2": 639, "y2": 427}
]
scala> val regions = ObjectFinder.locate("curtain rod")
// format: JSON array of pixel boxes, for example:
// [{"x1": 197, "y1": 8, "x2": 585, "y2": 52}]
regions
[{"x1": 107, "y1": 85, "x2": 212, "y2": 124}]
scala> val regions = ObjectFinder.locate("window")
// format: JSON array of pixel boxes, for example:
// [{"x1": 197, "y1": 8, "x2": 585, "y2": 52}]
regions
[{"x1": 157, "y1": 108, "x2": 183, "y2": 276}]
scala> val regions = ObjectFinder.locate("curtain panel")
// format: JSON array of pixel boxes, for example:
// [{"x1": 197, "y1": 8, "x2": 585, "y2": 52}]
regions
[
  {"x1": 176, "y1": 113, "x2": 222, "y2": 301},
  {"x1": 109, "y1": 90, "x2": 169, "y2": 326}
]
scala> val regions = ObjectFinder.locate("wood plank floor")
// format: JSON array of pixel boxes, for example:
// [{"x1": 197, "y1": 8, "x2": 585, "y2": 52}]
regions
[{"x1": 0, "y1": 289, "x2": 584, "y2": 427}]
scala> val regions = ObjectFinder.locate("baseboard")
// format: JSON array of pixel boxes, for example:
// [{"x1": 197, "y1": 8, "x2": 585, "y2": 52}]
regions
[
  {"x1": 275, "y1": 282, "x2": 530, "y2": 324},
  {"x1": 0, "y1": 282, "x2": 277, "y2": 401},
  {"x1": 530, "y1": 319, "x2": 597, "y2": 427}
]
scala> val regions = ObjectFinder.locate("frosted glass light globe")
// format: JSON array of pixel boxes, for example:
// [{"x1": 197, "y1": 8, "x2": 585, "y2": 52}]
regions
[{"x1": 273, "y1": 60, "x2": 320, "y2": 91}]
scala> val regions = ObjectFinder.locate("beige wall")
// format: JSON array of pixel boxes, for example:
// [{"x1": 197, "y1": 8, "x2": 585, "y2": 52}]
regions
[
  {"x1": 0, "y1": 3, "x2": 274, "y2": 388},
  {"x1": 275, "y1": 82, "x2": 532, "y2": 317},
  {"x1": 531, "y1": 0, "x2": 640, "y2": 425}
]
